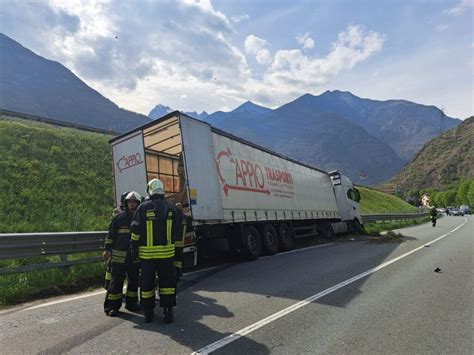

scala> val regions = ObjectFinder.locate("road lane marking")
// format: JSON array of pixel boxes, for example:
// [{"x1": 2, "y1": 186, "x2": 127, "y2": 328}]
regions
[
  {"x1": 18, "y1": 218, "x2": 464, "y2": 314},
  {"x1": 21, "y1": 290, "x2": 106, "y2": 311},
  {"x1": 191, "y1": 218, "x2": 468, "y2": 354},
  {"x1": 19, "y1": 244, "x2": 335, "y2": 312}
]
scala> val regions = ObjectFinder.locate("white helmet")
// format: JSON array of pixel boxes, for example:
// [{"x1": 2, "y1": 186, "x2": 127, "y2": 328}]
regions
[
  {"x1": 125, "y1": 191, "x2": 142, "y2": 202},
  {"x1": 147, "y1": 178, "x2": 164, "y2": 196}
]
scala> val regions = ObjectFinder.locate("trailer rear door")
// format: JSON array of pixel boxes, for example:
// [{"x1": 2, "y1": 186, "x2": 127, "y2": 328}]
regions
[
  {"x1": 180, "y1": 116, "x2": 224, "y2": 220},
  {"x1": 111, "y1": 131, "x2": 147, "y2": 205}
]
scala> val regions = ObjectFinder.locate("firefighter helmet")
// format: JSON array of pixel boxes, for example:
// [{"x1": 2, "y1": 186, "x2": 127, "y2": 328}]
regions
[
  {"x1": 125, "y1": 191, "x2": 142, "y2": 203},
  {"x1": 147, "y1": 178, "x2": 165, "y2": 196}
]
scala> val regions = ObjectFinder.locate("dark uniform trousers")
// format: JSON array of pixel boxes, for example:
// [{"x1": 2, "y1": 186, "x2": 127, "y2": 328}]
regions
[
  {"x1": 104, "y1": 258, "x2": 112, "y2": 290},
  {"x1": 104, "y1": 250, "x2": 140, "y2": 311},
  {"x1": 132, "y1": 205, "x2": 179, "y2": 312},
  {"x1": 141, "y1": 258, "x2": 176, "y2": 310}
]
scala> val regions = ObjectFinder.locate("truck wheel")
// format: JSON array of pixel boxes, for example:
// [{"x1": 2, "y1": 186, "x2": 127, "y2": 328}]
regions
[
  {"x1": 242, "y1": 225, "x2": 262, "y2": 260},
  {"x1": 278, "y1": 223, "x2": 294, "y2": 251},
  {"x1": 321, "y1": 223, "x2": 334, "y2": 240},
  {"x1": 353, "y1": 218, "x2": 363, "y2": 234},
  {"x1": 261, "y1": 224, "x2": 279, "y2": 255}
]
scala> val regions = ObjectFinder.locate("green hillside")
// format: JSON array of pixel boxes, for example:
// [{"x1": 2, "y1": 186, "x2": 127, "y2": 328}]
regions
[
  {"x1": 389, "y1": 117, "x2": 474, "y2": 192},
  {"x1": 357, "y1": 186, "x2": 418, "y2": 214},
  {"x1": 0, "y1": 116, "x2": 113, "y2": 232},
  {"x1": 0, "y1": 116, "x2": 423, "y2": 234}
]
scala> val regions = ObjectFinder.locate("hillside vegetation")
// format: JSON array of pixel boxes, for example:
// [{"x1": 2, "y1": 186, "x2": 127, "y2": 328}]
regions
[
  {"x1": 389, "y1": 117, "x2": 474, "y2": 192},
  {"x1": 0, "y1": 116, "x2": 422, "y2": 234},
  {"x1": 357, "y1": 186, "x2": 418, "y2": 214},
  {"x1": 0, "y1": 116, "x2": 113, "y2": 232}
]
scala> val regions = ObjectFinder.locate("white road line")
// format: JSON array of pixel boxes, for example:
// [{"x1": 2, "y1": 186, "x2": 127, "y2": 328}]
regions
[
  {"x1": 18, "y1": 265, "x2": 221, "y2": 311},
  {"x1": 19, "y1": 244, "x2": 335, "y2": 312},
  {"x1": 18, "y1": 219, "x2": 465, "y2": 314},
  {"x1": 21, "y1": 290, "x2": 106, "y2": 311},
  {"x1": 191, "y1": 218, "x2": 468, "y2": 354}
]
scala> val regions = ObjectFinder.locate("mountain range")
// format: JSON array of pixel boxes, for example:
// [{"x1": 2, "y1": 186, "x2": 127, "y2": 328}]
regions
[
  {"x1": 389, "y1": 116, "x2": 473, "y2": 192},
  {"x1": 0, "y1": 33, "x2": 464, "y2": 185},
  {"x1": 0, "y1": 33, "x2": 150, "y2": 132}
]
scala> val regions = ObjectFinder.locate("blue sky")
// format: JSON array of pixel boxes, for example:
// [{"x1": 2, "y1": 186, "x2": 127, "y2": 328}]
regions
[{"x1": 0, "y1": 0, "x2": 472, "y2": 118}]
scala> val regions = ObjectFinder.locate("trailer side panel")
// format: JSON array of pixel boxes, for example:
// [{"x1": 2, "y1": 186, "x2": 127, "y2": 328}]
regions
[{"x1": 211, "y1": 132, "x2": 340, "y2": 223}]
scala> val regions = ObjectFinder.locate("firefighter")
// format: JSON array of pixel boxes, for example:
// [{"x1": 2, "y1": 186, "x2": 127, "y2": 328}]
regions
[
  {"x1": 130, "y1": 178, "x2": 182, "y2": 323},
  {"x1": 103, "y1": 191, "x2": 129, "y2": 289},
  {"x1": 104, "y1": 191, "x2": 142, "y2": 317}
]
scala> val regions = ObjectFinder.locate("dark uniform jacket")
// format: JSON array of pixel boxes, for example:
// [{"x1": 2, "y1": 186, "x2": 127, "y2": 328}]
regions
[
  {"x1": 130, "y1": 195, "x2": 182, "y2": 260},
  {"x1": 104, "y1": 211, "x2": 134, "y2": 263}
]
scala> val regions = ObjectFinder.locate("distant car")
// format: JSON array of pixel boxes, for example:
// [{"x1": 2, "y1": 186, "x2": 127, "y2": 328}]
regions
[
  {"x1": 459, "y1": 205, "x2": 471, "y2": 215},
  {"x1": 436, "y1": 207, "x2": 446, "y2": 214},
  {"x1": 446, "y1": 206, "x2": 455, "y2": 215},
  {"x1": 451, "y1": 208, "x2": 464, "y2": 216}
]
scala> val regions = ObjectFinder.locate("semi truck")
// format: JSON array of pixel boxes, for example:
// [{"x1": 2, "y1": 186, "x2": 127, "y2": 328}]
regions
[{"x1": 109, "y1": 111, "x2": 362, "y2": 267}]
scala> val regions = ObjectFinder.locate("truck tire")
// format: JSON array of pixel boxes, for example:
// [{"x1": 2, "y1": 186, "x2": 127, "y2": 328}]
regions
[
  {"x1": 242, "y1": 225, "x2": 262, "y2": 260},
  {"x1": 353, "y1": 218, "x2": 363, "y2": 234},
  {"x1": 261, "y1": 224, "x2": 279, "y2": 255},
  {"x1": 320, "y1": 223, "x2": 334, "y2": 240},
  {"x1": 278, "y1": 223, "x2": 294, "y2": 251}
]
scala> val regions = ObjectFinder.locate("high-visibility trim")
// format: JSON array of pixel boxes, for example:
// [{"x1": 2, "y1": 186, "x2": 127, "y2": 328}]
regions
[
  {"x1": 139, "y1": 251, "x2": 175, "y2": 259},
  {"x1": 146, "y1": 220, "x2": 153, "y2": 246},
  {"x1": 166, "y1": 212, "x2": 172, "y2": 245},
  {"x1": 139, "y1": 244, "x2": 175, "y2": 252},
  {"x1": 111, "y1": 256, "x2": 125, "y2": 263},
  {"x1": 118, "y1": 228, "x2": 130, "y2": 233},
  {"x1": 105, "y1": 272, "x2": 112, "y2": 281},
  {"x1": 131, "y1": 233, "x2": 140, "y2": 241},
  {"x1": 174, "y1": 261, "x2": 183, "y2": 268},
  {"x1": 104, "y1": 238, "x2": 113, "y2": 245},
  {"x1": 126, "y1": 290, "x2": 138, "y2": 297},
  {"x1": 107, "y1": 293, "x2": 123, "y2": 301},
  {"x1": 146, "y1": 210, "x2": 155, "y2": 218},
  {"x1": 141, "y1": 289, "x2": 156, "y2": 298},
  {"x1": 175, "y1": 241, "x2": 184, "y2": 247},
  {"x1": 112, "y1": 250, "x2": 127, "y2": 256},
  {"x1": 181, "y1": 223, "x2": 187, "y2": 242},
  {"x1": 159, "y1": 288, "x2": 175, "y2": 295}
]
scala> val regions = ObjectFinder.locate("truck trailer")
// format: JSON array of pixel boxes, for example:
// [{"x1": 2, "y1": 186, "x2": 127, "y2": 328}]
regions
[{"x1": 109, "y1": 111, "x2": 362, "y2": 267}]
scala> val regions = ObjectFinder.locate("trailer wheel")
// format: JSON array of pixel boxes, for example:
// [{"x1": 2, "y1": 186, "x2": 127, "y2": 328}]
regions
[
  {"x1": 242, "y1": 225, "x2": 262, "y2": 260},
  {"x1": 261, "y1": 224, "x2": 279, "y2": 255},
  {"x1": 278, "y1": 223, "x2": 294, "y2": 251}
]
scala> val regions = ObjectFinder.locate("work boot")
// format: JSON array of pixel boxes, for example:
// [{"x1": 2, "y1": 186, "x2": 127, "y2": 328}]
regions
[
  {"x1": 108, "y1": 309, "x2": 118, "y2": 317},
  {"x1": 144, "y1": 310, "x2": 154, "y2": 323},
  {"x1": 125, "y1": 303, "x2": 141, "y2": 312},
  {"x1": 164, "y1": 307, "x2": 174, "y2": 324}
]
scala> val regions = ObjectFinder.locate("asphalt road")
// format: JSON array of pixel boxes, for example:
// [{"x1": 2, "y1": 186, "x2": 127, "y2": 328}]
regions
[{"x1": 1, "y1": 216, "x2": 472, "y2": 354}]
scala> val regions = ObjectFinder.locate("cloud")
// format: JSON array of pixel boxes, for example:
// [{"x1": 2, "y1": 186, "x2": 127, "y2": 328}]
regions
[
  {"x1": 245, "y1": 34, "x2": 272, "y2": 64},
  {"x1": 445, "y1": 0, "x2": 473, "y2": 15},
  {"x1": 0, "y1": 1, "x2": 385, "y2": 116},
  {"x1": 296, "y1": 33, "x2": 315, "y2": 49},
  {"x1": 254, "y1": 25, "x2": 384, "y2": 97},
  {"x1": 231, "y1": 14, "x2": 250, "y2": 23}
]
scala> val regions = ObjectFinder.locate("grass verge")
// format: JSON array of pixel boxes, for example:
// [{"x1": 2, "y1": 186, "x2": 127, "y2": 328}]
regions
[{"x1": 0, "y1": 253, "x2": 105, "y2": 307}]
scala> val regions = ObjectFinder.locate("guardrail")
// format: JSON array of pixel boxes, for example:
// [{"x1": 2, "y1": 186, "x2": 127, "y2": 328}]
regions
[
  {"x1": 361, "y1": 212, "x2": 429, "y2": 224},
  {"x1": 0, "y1": 231, "x2": 107, "y2": 275},
  {"x1": 0, "y1": 212, "x2": 429, "y2": 275},
  {"x1": 0, "y1": 108, "x2": 120, "y2": 136}
]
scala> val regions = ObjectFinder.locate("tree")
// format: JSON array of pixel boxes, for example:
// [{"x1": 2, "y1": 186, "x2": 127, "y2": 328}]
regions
[{"x1": 456, "y1": 179, "x2": 471, "y2": 205}]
